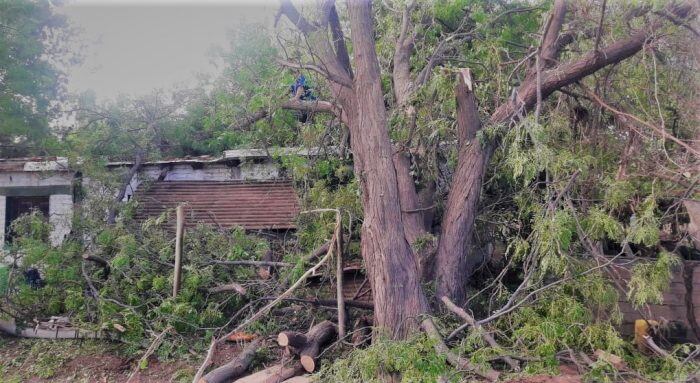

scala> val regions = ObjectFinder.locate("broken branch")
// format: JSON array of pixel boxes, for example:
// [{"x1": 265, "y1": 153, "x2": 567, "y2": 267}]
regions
[
  {"x1": 421, "y1": 318, "x2": 499, "y2": 381},
  {"x1": 199, "y1": 338, "x2": 262, "y2": 383},
  {"x1": 441, "y1": 297, "x2": 520, "y2": 371}
]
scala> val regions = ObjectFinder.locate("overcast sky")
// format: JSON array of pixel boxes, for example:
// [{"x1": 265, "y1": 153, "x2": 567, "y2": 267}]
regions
[{"x1": 58, "y1": 0, "x2": 277, "y2": 100}]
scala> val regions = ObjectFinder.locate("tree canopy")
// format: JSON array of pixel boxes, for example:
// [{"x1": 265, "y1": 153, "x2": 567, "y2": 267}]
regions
[{"x1": 0, "y1": 0, "x2": 75, "y2": 157}]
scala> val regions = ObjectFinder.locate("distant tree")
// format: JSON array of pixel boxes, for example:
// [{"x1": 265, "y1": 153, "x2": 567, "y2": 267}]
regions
[
  {"x1": 69, "y1": 90, "x2": 194, "y2": 223},
  {"x1": 0, "y1": 0, "x2": 74, "y2": 157}
]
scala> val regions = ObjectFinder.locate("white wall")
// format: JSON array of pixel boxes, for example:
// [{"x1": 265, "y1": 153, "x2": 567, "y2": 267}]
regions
[{"x1": 48, "y1": 194, "x2": 73, "y2": 247}]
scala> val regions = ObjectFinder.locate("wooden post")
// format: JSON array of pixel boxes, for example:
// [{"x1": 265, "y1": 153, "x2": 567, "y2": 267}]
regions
[
  {"x1": 335, "y1": 213, "x2": 345, "y2": 339},
  {"x1": 173, "y1": 205, "x2": 185, "y2": 298}
]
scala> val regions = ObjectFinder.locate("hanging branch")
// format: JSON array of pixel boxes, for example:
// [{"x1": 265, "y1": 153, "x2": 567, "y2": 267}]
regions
[{"x1": 578, "y1": 84, "x2": 699, "y2": 157}]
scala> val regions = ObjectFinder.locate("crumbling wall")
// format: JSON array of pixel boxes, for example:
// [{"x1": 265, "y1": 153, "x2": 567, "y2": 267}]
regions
[
  {"x1": 122, "y1": 161, "x2": 280, "y2": 201},
  {"x1": 0, "y1": 159, "x2": 74, "y2": 251},
  {"x1": 48, "y1": 194, "x2": 73, "y2": 246}
]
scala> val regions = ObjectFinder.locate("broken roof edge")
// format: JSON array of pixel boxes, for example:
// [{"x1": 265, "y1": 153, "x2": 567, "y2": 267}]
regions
[
  {"x1": 0, "y1": 157, "x2": 71, "y2": 172},
  {"x1": 223, "y1": 146, "x2": 337, "y2": 159},
  {"x1": 106, "y1": 146, "x2": 337, "y2": 167}
]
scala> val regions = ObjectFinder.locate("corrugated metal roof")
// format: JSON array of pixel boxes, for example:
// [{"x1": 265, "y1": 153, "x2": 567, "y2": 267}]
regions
[{"x1": 134, "y1": 181, "x2": 300, "y2": 230}]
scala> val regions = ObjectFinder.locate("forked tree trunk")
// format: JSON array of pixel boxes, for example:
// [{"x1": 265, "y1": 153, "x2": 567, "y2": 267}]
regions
[
  {"x1": 278, "y1": 0, "x2": 697, "y2": 334},
  {"x1": 344, "y1": 0, "x2": 428, "y2": 338}
]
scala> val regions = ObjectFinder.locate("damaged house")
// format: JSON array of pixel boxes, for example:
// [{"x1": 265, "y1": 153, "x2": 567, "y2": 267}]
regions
[
  {"x1": 0, "y1": 148, "x2": 306, "y2": 250},
  {"x1": 0, "y1": 157, "x2": 74, "y2": 247}
]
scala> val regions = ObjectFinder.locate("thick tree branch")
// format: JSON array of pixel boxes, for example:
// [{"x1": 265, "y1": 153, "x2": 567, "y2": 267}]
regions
[
  {"x1": 392, "y1": 1, "x2": 417, "y2": 106},
  {"x1": 540, "y1": 0, "x2": 567, "y2": 66},
  {"x1": 435, "y1": 68, "x2": 490, "y2": 302},
  {"x1": 278, "y1": 0, "x2": 317, "y2": 34},
  {"x1": 436, "y1": 0, "x2": 697, "y2": 302},
  {"x1": 491, "y1": 1, "x2": 697, "y2": 126},
  {"x1": 229, "y1": 99, "x2": 341, "y2": 131}
]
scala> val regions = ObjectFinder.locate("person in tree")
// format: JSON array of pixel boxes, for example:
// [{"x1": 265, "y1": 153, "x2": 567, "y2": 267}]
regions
[{"x1": 289, "y1": 74, "x2": 316, "y2": 101}]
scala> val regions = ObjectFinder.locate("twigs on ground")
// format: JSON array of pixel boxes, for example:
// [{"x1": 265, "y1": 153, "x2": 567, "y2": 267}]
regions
[
  {"x1": 334, "y1": 214, "x2": 346, "y2": 338},
  {"x1": 218, "y1": 236, "x2": 336, "y2": 344},
  {"x1": 192, "y1": 337, "x2": 217, "y2": 383},
  {"x1": 421, "y1": 318, "x2": 500, "y2": 382},
  {"x1": 208, "y1": 283, "x2": 247, "y2": 295},
  {"x1": 208, "y1": 260, "x2": 294, "y2": 268},
  {"x1": 260, "y1": 296, "x2": 373, "y2": 310},
  {"x1": 126, "y1": 325, "x2": 172, "y2": 383},
  {"x1": 441, "y1": 297, "x2": 520, "y2": 371},
  {"x1": 192, "y1": 209, "x2": 344, "y2": 380}
]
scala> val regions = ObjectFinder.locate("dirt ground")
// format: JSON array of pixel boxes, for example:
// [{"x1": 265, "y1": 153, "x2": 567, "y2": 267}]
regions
[
  {"x1": 0, "y1": 334, "x2": 244, "y2": 383},
  {"x1": 0, "y1": 334, "x2": 585, "y2": 383}
]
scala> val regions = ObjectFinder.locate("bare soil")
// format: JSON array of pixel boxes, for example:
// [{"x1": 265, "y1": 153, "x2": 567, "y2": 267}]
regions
[
  {"x1": 0, "y1": 334, "x2": 585, "y2": 383},
  {"x1": 0, "y1": 334, "x2": 244, "y2": 383}
]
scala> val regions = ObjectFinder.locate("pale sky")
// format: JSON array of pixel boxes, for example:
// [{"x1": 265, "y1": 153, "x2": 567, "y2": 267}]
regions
[{"x1": 58, "y1": 0, "x2": 277, "y2": 100}]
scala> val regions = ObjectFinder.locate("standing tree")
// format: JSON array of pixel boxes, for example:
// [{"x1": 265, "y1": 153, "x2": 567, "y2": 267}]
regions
[
  {"x1": 0, "y1": 0, "x2": 74, "y2": 157},
  {"x1": 268, "y1": 0, "x2": 698, "y2": 338}
]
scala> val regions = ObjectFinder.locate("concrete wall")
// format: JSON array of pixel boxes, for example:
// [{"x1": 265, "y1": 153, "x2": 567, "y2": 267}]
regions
[
  {"x1": 0, "y1": 169, "x2": 73, "y2": 250},
  {"x1": 0, "y1": 171, "x2": 73, "y2": 190},
  {"x1": 48, "y1": 194, "x2": 73, "y2": 246}
]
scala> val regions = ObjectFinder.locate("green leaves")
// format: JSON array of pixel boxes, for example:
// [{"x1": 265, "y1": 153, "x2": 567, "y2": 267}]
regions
[
  {"x1": 319, "y1": 333, "x2": 453, "y2": 383},
  {"x1": 627, "y1": 251, "x2": 680, "y2": 308},
  {"x1": 532, "y1": 209, "x2": 575, "y2": 275},
  {"x1": 627, "y1": 197, "x2": 661, "y2": 247},
  {"x1": 0, "y1": 0, "x2": 71, "y2": 157},
  {"x1": 585, "y1": 207, "x2": 624, "y2": 242}
]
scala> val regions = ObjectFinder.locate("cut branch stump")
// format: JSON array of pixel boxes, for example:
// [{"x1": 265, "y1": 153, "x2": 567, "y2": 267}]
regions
[
  {"x1": 276, "y1": 320, "x2": 337, "y2": 373},
  {"x1": 199, "y1": 338, "x2": 262, "y2": 383}
]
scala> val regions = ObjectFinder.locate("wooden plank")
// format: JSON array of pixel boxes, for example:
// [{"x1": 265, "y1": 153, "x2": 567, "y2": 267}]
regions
[{"x1": 173, "y1": 205, "x2": 185, "y2": 297}]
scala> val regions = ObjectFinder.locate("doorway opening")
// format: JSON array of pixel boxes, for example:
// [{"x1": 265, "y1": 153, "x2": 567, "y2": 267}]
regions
[{"x1": 4, "y1": 196, "x2": 50, "y2": 243}]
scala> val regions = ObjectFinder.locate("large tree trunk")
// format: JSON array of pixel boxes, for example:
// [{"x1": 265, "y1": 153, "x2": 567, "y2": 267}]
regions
[
  {"x1": 435, "y1": 70, "x2": 491, "y2": 302},
  {"x1": 345, "y1": 0, "x2": 428, "y2": 338},
  {"x1": 277, "y1": 0, "x2": 697, "y2": 333}
]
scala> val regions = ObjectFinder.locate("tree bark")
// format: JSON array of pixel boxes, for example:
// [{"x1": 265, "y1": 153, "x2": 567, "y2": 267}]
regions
[
  {"x1": 199, "y1": 338, "x2": 261, "y2": 383},
  {"x1": 276, "y1": 320, "x2": 336, "y2": 373},
  {"x1": 435, "y1": 69, "x2": 491, "y2": 303},
  {"x1": 296, "y1": 320, "x2": 336, "y2": 372},
  {"x1": 345, "y1": 0, "x2": 428, "y2": 338}
]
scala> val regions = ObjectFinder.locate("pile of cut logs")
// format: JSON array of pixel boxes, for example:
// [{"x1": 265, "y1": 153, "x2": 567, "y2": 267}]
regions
[{"x1": 199, "y1": 320, "x2": 336, "y2": 383}]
